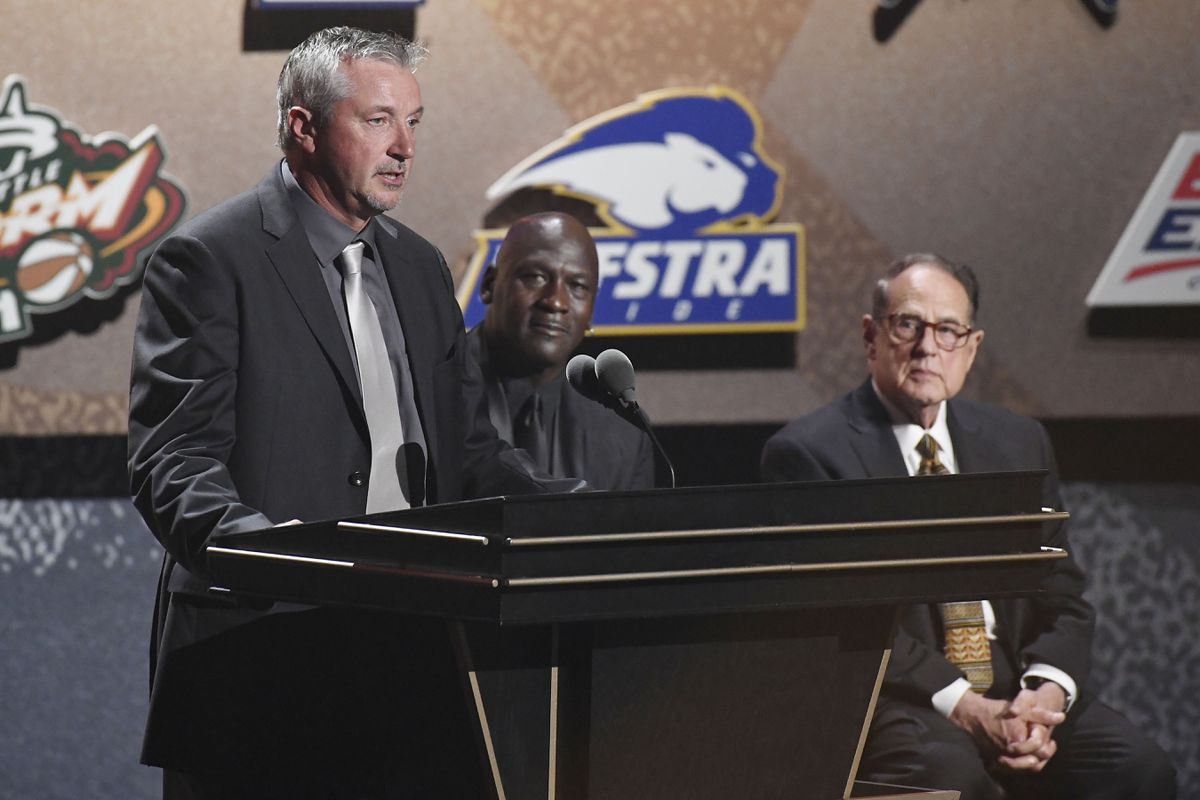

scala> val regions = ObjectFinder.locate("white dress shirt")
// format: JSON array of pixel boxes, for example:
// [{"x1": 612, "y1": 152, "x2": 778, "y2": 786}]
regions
[{"x1": 871, "y1": 382, "x2": 1077, "y2": 715}]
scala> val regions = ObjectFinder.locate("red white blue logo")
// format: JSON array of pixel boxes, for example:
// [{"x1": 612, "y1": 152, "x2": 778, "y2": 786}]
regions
[
  {"x1": 1087, "y1": 132, "x2": 1200, "y2": 307},
  {"x1": 457, "y1": 86, "x2": 805, "y2": 334}
]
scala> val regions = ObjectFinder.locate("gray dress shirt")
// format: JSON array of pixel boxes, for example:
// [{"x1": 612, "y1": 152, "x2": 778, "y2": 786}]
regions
[{"x1": 281, "y1": 161, "x2": 428, "y2": 504}]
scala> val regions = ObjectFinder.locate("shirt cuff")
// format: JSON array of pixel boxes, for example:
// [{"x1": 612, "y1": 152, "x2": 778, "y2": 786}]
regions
[
  {"x1": 931, "y1": 678, "x2": 973, "y2": 718},
  {"x1": 1022, "y1": 663, "x2": 1077, "y2": 712}
]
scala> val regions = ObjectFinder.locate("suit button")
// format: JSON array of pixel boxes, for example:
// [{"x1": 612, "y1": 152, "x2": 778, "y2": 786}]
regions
[{"x1": 348, "y1": 471, "x2": 365, "y2": 487}]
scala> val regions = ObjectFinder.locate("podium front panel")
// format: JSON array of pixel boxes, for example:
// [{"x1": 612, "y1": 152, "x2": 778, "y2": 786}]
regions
[{"x1": 207, "y1": 471, "x2": 1064, "y2": 624}]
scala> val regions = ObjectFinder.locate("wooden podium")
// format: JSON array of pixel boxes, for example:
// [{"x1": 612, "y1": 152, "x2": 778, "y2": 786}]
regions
[{"x1": 207, "y1": 471, "x2": 1066, "y2": 800}]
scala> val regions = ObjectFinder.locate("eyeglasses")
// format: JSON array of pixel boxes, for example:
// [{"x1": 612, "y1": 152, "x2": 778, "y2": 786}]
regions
[{"x1": 878, "y1": 313, "x2": 974, "y2": 351}]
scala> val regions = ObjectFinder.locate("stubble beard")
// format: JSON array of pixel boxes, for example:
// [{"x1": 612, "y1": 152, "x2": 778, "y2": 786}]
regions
[
  {"x1": 363, "y1": 187, "x2": 403, "y2": 215},
  {"x1": 363, "y1": 162, "x2": 407, "y2": 215}
]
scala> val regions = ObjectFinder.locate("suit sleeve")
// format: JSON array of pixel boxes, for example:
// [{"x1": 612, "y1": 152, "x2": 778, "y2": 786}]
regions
[
  {"x1": 128, "y1": 234, "x2": 273, "y2": 577},
  {"x1": 890, "y1": 420, "x2": 1094, "y2": 705},
  {"x1": 1016, "y1": 422, "x2": 1095, "y2": 690}
]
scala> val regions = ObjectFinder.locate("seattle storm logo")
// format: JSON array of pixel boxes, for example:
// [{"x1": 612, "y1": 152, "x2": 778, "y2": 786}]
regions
[
  {"x1": 0, "y1": 75, "x2": 187, "y2": 345},
  {"x1": 459, "y1": 87, "x2": 805, "y2": 334}
]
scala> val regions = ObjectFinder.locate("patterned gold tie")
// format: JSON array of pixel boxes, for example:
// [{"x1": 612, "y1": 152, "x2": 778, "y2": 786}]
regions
[
  {"x1": 915, "y1": 432, "x2": 993, "y2": 691},
  {"x1": 940, "y1": 600, "x2": 993, "y2": 692},
  {"x1": 915, "y1": 432, "x2": 949, "y2": 476}
]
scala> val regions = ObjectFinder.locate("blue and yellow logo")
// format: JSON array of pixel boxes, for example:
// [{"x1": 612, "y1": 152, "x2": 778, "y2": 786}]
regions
[{"x1": 457, "y1": 86, "x2": 805, "y2": 335}]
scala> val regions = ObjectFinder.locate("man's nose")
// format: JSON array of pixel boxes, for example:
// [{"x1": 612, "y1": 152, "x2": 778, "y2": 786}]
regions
[
  {"x1": 538, "y1": 280, "x2": 569, "y2": 311},
  {"x1": 390, "y1": 125, "x2": 415, "y2": 160},
  {"x1": 912, "y1": 322, "x2": 939, "y2": 354}
]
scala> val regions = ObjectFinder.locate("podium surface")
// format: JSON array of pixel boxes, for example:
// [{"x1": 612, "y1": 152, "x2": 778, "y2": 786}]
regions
[{"x1": 207, "y1": 472, "x2": 1061, "y2": 799}]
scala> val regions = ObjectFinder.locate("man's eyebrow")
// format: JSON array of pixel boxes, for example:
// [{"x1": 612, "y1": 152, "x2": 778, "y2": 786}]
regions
[
  {"x1": 365, "y1": 104, "x2": 423, "y2": 116},
  {"x1": 895, "y1": 310, "x2": 968, "y2": 324}
]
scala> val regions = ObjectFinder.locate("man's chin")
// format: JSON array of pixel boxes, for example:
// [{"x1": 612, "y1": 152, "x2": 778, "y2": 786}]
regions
[
  {"x1": 516, "y1": 344, "x2": 570, "y2": 372},
  {"x1": 898, "y1": 391, "x2": 947, "y2": 416},
  {"x1": 364, "y1": 190, "x2": 403, "y2": 214}
]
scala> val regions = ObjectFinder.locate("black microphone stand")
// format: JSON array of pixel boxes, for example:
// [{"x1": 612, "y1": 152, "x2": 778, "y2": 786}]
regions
[{"x1": 619, "y1": 399, "x2": 676, "y2": 489}]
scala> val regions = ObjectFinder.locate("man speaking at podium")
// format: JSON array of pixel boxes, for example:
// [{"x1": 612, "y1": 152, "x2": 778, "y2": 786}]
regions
[
  {"x1": 129, "y1": 27, "x2": 576, "y2": 798},
  {"x1": 761, "y1": 254, "x2": 1174, "y2": 799},
  {"x1": 470, "y1": 211, "x2": 655, "y2": 490}
]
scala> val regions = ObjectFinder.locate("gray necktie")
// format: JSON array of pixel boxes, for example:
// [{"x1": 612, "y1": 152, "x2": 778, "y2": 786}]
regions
[{"x1": 337, "y1": 240, "x2": 409, "y2": 513}]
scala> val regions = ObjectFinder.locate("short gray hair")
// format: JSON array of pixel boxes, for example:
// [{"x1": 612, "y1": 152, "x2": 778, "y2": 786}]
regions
[
  {"x1": 871, "y1": 252, "x2": 980, "y2": 325},
  {"x1": 276, "y1": 26, "x2": 428, "y2": 150}
]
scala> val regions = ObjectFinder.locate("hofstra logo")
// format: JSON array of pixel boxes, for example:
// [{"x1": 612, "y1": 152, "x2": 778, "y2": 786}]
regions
[
  {"x1": 458, "y1": 87, "x2": 805, "y2": 334},
  {"x1": 0, "y1": 75, "x2": 186, "y2": 344},
  {"x1": 1087, "y1": 132, "x2": 1200, "y2": 307}
]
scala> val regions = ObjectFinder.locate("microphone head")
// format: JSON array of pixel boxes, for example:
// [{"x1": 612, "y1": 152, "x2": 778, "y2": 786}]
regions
[
  {"x1": 595, "y1": 349, "x2": 637, "y2": 405},
  {"x1": 566, "y1": 354, "x2": 608, "y2": 403}
]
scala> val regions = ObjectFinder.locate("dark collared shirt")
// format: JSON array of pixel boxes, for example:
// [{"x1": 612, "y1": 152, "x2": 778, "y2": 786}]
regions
[
  {"x1": 499, "y1": 372, "x2": 563, "y2": 448},
  {"x1": 472, "y1": 329, "x2": 565, "y2": 474}
]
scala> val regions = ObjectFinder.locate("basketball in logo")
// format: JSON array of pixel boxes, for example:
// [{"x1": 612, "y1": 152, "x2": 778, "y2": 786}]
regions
[{"x1": 15, "y1": 231, "x2": 95, "y2": 306}]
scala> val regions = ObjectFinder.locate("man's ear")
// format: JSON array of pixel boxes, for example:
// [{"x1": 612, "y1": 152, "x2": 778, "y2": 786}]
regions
[
  {"x1": 479, "y1": 266, "x2": 497, "y2": 304},
  {"x1": 287, "y1": 107, "x2": 318, "y2": 154},
  {"x1": 962, "y1": 327, "x2": 985, "y2": 372},
  {"x1": 862, "y1": 314, "x2": 877, "y2": 357}
]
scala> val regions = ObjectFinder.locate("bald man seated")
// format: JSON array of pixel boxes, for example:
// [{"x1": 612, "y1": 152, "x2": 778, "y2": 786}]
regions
[{"x1": 469, "y1": 212, "x2": 655, "y2": 490}]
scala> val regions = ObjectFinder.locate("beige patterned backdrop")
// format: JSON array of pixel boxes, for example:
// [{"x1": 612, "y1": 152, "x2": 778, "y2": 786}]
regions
[{"x1": 2, "y1": 0, "x2": 1197, "y2": 435}]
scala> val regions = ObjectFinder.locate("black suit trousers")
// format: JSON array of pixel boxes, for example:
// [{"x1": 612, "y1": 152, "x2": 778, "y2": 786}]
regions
[
  {"x1": 862, "y1": 675, "x2": 1176, "y2": 800},
  {"x1": 862, "y1": 634, "x2": 1176, "y2": 800},
  {"x1": 154, "y1": 602, "x2": 490, "y2": 799}
]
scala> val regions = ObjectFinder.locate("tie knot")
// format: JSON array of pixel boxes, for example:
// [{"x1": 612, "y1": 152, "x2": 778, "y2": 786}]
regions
[
  {"x1": 916, "y1": 432, "x2": 938, "y2": 459},
  {"x1": 916, "y1": 432, "x2": 949, "y2": 476},
  {"x1": 338, "y1": 240, "x2": 365, "y2": 277}
]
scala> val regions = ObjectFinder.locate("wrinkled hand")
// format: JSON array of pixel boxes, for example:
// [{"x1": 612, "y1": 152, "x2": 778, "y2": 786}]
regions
[
  {"x1": 948, "y1": 691, "x2": 1013, "y2": 758},
  {"x1": 949, "y1": 683, "x2": 1067, "y2": 772},
  {"x1": 995, "y1": 683, "x2": 1067, "y2": 773}
]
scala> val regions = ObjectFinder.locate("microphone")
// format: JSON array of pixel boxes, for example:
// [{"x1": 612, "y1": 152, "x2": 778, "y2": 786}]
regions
[
  {"x1": 569, "y1": 348, "x2": 676, "y2": 488},
  {"x1": 565, "y1": 354, "x2": 610, "y2": 406},
  {"x1": 594, "y1": 349, "x2": 637, "y2": 405}
]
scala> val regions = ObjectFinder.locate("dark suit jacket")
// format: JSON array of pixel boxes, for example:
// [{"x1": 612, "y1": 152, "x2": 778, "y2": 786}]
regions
[
  {"x1": 761, "y1": 379, "x2": 1095, "y2": 708},
  {"x1": 128, "y1": 165, "x2": 568, "y2": 773},
  {"x1": 466, "y1": 327, "x2": 656, "y2": 491}
]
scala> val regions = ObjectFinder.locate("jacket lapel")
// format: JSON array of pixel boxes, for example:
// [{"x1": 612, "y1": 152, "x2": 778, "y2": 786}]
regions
[
  {"x1": 468, "y1": 327, "x2": 513, "y2": 441},
  {"x1": 374, "y1": 218, "x2": 442, "y2": 464},
  {"x1": 946, "y1": 401, "x2": 986, "y2": 473},
  {"x1": 258, "y1": 169, "x2": 364, "y2": 417},
  {"x1": 845, "y1": 379, "x2": 909, "y2": 478}
]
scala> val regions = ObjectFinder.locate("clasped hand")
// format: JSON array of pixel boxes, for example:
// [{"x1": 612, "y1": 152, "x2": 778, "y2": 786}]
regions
[{"x1": 949, "y1": 682, "x2": 1067, "y2": 773}]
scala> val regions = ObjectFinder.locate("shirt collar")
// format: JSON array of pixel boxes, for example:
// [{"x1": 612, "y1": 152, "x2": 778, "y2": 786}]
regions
[
  {"x1": 501, "y1": 371, "x2": 564, "y2": 421},
  {"x1": 281, "y1": 160, "x2": 368, "y2": 268},
  {"x1": 870, "y1": 379, "x2": 957, "y2": 475}
]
